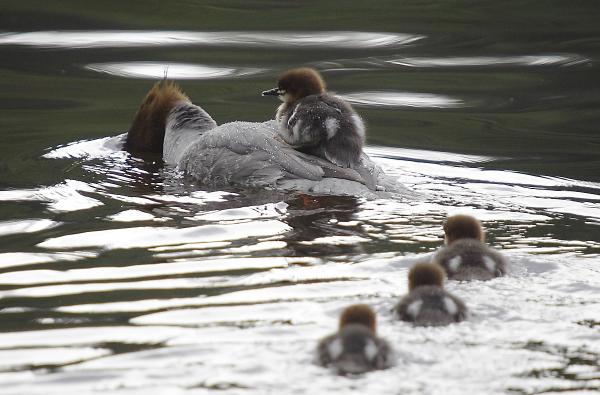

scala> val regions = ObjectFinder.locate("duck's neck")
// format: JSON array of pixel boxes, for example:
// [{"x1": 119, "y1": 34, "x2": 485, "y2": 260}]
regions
[{"x1": 163, "y1": 102, "x2": 217, "y2": 165}]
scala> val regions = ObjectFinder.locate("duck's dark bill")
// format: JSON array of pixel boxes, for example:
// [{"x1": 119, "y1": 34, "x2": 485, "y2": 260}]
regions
[{"x1": 261, "y1": 87, "x2": 280, "y2": 96}]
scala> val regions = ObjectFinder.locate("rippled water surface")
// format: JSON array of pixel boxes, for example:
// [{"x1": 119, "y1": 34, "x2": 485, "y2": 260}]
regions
[{"x1": 1, "y1": 1, "x2": 600, "y2": 394}]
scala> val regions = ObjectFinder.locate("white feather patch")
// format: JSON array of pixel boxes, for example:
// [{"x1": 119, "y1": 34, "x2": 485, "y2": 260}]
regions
[
  {"x1": 287, "y1": 104, "x2": 300, "y2": 127},
  {"x1": 275, "y1": 103, "x2": 286, "y2": 122},
  {"x1": 325, "y1": 117, "x2": 340, "y2": 139},
  {"x1": 443, "y1": 297, "x2": 458, "y2": 315},
  {"x1": 407, "y1": 300, "x2": 423, "y2": 318},
  {"x1": 280, "y1": 92, "x2": 291, "y2": 103},
  {"x1": 364, "y1": 339, "x2": 378, "y2": 362},
  {"x1": 292, "y1": 120, "x2": 303, "y2": 142},
  {"x1": 327, "y1": 338, "x2": 344, "y2": 360},
  {"x1": 351, "y1": 114, "x2": 366, "y2": 140},
  {"x1": 483, "y1": 255, "x2": 496, "y2": 272},
  {"x1": 448, "y1": 256, "x2": 462, "y2": 272}
]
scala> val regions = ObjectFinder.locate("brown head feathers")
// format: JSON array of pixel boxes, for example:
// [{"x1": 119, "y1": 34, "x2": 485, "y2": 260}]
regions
[
  {"x1": 125, "y1": 80, "x2": 189, "y2": 154},
  {"x1": 409, "y1": 262, "x2": 445, "y2": 291},
  {"x1": 277, "y1": 68, "x2": 326, "y2": 102},
  {"x1": 339, "y1": 304, "x2": 377, "y2": 333},
  {"x1": 443, "y1": 214, "x2": 484, "y2": 244}
]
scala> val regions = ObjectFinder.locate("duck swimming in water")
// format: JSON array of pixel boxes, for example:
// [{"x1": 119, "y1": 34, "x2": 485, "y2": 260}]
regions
[
  {"x1": 124, "y1": 79, "x2": 405, "y2": 198},
  {"x1": 262, "y1": 68, "x2": 365, "y2": 168},
  {"x1": 433, "y1": 214, "x2": 507, "y2": 281},
  {"x1": 317, "y1": 304, "x2": 393, "y2": 374},
  {"x1": 395, "y1": 262, "x2": 467, "y2": 326}
]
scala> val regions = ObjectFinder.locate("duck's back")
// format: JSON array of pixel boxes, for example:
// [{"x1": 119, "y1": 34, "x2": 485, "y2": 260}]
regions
[
  {"x1": 317, "y1": 324, "x2": 392, "y2": 374},
  {"x1": 395, "y1": 286, "x2": 467, "y2": 326},
  {"x1": 435, "y1": 239, "x2": 507, "y2": 280},
  {"x1": 163, "y1": 102, "x2": 407, "y2": 198}
]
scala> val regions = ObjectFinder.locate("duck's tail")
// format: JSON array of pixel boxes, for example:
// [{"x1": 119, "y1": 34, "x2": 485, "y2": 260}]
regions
[{"x1": 125, "y1": 80, "x2": 190, "y2": 154}]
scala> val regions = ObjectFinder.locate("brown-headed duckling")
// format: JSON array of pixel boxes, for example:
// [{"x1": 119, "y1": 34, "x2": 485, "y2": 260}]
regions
[
  {"x1": 317, "y1": 304, "x2": 393, "y2": 374},
  {"x1": 434, "y1": 214, "x2": 507, "y2": 281},
  {"x1": 262, "y1": 67, "x2": 365, "y2": 168},
  {"x1": 395, "y1": 262, "x2": 467, "y2": 326}
]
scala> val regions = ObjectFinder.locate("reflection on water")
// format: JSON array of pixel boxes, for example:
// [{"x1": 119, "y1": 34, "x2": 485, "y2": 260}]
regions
[
  {"x1": 384, "y1": 54, "x2": 590, "y2": 68},
  {"x1": 314, "y1": 54, "x2": 590, "y2": 72},
  {"x1": 37, "y1": 220, "x2": 291, "y2": 250},
  {"x1": 342, "y1": 91, "x2": 464, "y2": 108},
  {"x1": 0, "y1": 180, "x2": 104, "y2": 213},
  {"x1": 0, "y1": 219, "x2": 60, "y2": 237},
  {"x1": 1, "y1": 1, "x2": 600, "y2": 393},
  {"x1": 86, "y1": 62, "x2": 263, "y2": 80},
  {"x1": 0, "y1": 30, "x2": 423, "y2": 49}
]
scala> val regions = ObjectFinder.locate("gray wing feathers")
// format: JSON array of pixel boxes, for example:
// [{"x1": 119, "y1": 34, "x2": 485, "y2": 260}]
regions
[{"x1": 177, "y1": 121, "x2": 325, "y2": 186}]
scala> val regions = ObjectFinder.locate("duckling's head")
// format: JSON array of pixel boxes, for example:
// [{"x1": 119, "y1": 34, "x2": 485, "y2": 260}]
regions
[
  {"x1": 408, "y1": 262, "x2": 445, "y2": 291},
  {"x1": 443, "y1": 214, "x2": 484, "y2": 244},
  {"x1": 339, "y1": 304, "x2": 377, "y2": 333},
  {"x1": 262, "y1": 67, "x2": 326, "y2": 104}
]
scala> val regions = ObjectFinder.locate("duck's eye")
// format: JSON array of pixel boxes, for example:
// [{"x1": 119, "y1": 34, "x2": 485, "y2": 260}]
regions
[{"x1": 278, "y1": 88, "x2": 286, "y2": 95}]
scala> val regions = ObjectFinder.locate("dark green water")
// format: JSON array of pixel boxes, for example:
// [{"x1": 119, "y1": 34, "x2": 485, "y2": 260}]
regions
[{"x1": 0, "y1": 2, "x2": 599, "y2": 394}]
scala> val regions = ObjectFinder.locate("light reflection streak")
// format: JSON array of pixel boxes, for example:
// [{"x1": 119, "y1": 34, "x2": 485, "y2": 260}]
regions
[
  {"x1": 387, "y1": 54, "x2": 589, "y2": 68},
  {"x1": 0, "y1": 30, "x2": 423, "y2": 49},
  {"x1": 86, "y1": 62, "x2": 263, "y2": 80},
  {"x1": 342, "y1": 91, "x2": 464, "y2": 108}
]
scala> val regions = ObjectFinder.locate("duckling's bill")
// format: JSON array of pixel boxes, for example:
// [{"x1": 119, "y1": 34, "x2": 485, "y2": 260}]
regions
[{"x1": 262, "y1": 87, "x2": 284, "y2": 96}]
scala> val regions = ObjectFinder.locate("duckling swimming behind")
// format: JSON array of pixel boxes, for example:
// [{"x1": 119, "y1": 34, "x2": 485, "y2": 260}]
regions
[
  {"x1": 317, "y1": 304, "x2": 393, "y2": 374},
  {"x1": 262, "y1": 68, "x2": 365, "y2": 168},
  {"x1": 395, "y1": 262, "x2": 467, "y2": 326},
  {"x1": 434, "y1": 214, "x2": 507, "y2": 281}
]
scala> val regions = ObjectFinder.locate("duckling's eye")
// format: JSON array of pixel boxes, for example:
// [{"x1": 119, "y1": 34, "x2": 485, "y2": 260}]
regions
[{"x1": 277, "y1": 88, "x2": 286, "y2": 95}]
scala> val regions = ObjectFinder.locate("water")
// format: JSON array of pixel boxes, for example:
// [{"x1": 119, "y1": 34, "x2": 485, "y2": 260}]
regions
[{"x1": 1, "y1": 1, "x2": 600, "y2": 394}]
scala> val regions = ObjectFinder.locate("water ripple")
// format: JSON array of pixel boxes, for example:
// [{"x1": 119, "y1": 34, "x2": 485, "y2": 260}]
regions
[
  {"x1": 0, "y1": 30, "x2": 423, "y2": 49},
  {"x1": 386, "y1": 54, "x2": 590, "y2": 68},
  {"x1": 86, "y1": 62, "x2": 263, "y2": 80},
  {"x1": 318, "y1": 53, "x2": 590, "y2": 71},
  {"x1": 0, "y1": 347, "x2": 110, "y2": 371},
  {"x1": 0, "y1": 252, "x2": 97, "y2": 270},
  {"x1": 37, "y1": 220, "x2": 290, "y2": 250},
  {"x1": 0, "y1": 180, "x2": 103, "y2": 213},
  {"x1": 42, "y1": 135, "x2": 125, "y2": 159},
  {"x1": 342, "y1": 91, "x2": 464, "y2": 108},
  {"x1": 0, "y1": 219, "x2": 60, "y2": 237},
  {"x1": 0, "y1": 257, "x2": 295, "y2": 287}
]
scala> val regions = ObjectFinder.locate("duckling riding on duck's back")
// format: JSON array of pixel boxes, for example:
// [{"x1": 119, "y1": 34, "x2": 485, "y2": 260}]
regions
[{"x1": 263, "y1": 68, "x2": 365, "y2": 168}]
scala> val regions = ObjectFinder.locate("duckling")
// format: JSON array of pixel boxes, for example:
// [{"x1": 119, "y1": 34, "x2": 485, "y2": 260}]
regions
[
  {"x1": 317, "y1": 304, "x2": 393, "y2": 374},
  {"x1": 434, "y1": 214, "x2": 507, "y2": 281},
  {"x1": 262, "y1": 68, "x2": 365, "y2": 168},
  {"x1": 395, "y1": 262, "x2": 467, "y2": 326}
]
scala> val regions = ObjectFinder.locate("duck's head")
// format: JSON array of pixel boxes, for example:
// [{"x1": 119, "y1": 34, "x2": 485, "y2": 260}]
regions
[
  {"x1": 262, "y1": 67, "x2": 326, "y2": 104},
  {"x1": 443, "y1": 214, "x2": 484, "y2": 245},
  {"x1": 408, "y1": 262, "x2": 445, "y2": 291},
  {"x1": 339, "y1": 304, "x2": 377, "y2": 334}
]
